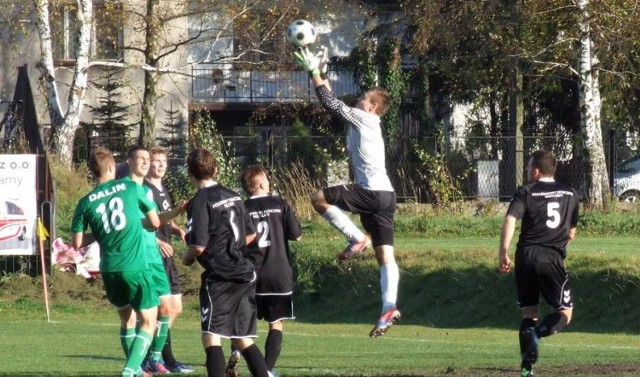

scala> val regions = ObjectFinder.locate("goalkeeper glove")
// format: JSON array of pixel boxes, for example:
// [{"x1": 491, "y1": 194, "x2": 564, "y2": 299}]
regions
[
  {"x1": 317, "y1": 45, "x2": 329, "y2": 79},
  {"x1": 293, "y1": 47, "x2": 322, "y2": 78}
]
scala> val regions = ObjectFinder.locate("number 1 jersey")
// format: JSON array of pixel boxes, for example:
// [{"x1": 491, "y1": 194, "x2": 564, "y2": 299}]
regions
[
  {"x1": 186, "y1": 184, "x2": 256, "y2": 282},
  {"x1": 506, "y1": 180, "x2": 579, "y2": 257}
]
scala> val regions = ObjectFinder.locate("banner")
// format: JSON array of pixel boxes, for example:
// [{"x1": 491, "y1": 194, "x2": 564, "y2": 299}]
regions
[{"x1": 0, "y1": 154, "x2": 37, "y2": 255}]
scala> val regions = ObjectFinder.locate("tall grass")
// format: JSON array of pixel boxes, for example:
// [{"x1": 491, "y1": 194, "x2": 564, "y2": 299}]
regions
[
  {"x1": 49, "y1": 157, "x2": 93, "y2": 238},
  {"x1": 272, "y1": 162, "x2": 322, "y2": 221}
]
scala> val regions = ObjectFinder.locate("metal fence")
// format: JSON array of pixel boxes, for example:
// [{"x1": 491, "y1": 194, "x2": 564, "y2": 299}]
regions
[
  {"x1": 219, "y1": 133, "x2": 624, "y2": 203},
  {"x1": 191, "y1": 65, "x2": 360, "y2": 103}
]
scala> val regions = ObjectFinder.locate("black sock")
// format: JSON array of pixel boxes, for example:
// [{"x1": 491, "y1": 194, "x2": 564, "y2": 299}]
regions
[
  {"x1": 205, "y1": 345, "x2": 225, "y2": 377},
  {"x1": 162, "y1": 330, "x2": 177, "y2": 365},
  {"x1": 264, "y1": 329, "x2": 283, "y2": 370},
  {"x1": 519, "y1": 318, "x2": 536, "y2": 355},
  {"x1": 241, "y1": 344, "x2": 269, "y2": 377},
  {"x1": 536, "y1": 312, "x2": 563, "y2": 338}
]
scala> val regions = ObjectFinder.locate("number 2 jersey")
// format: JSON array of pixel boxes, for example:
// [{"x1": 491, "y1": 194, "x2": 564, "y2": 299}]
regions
[
  {"x1": 245, "y1": 195, "x2": 302, "y2": 295},
  {"x1": 186, "y1": 183, "x2": 256, "y2": 282},
  {"x1": 71, "y1": 179, "x2": 157, "y2": 272},
  {"x1": 506, "y1": 179, "x2": 579, "y2": 257}
]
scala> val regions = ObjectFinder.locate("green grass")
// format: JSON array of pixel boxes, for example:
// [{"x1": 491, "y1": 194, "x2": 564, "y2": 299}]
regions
[
  {"x1": 3, "y1": 234, "x2": 640, "y2": 376},
  {"x1": 0, "y1": 311, "x2": 638, "y2": 376}
]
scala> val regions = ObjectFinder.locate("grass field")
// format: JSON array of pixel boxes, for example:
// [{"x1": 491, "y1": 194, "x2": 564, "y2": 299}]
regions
[{"x1": 2, "y1": 233, "x2": 640, "y2": 376}]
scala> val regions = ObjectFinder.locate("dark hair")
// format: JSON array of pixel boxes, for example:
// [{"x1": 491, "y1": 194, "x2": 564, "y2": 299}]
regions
[
  {"x1": 88, "y1": 147, "x2": 114, "y2": 178},
  {"x1": 241, "y1": 165, "x2": 267, "y2": 195},
  {"x1": 115, "y1": 162, "x2": 129, "y2": 179},
  {"x1": 368, "y1": 87, "x2": 390, "y2": 117},
  {"x1": 127, "y1": 145, "x2": 148, "y2": 160},
  {"x1": 530, "y1": 150, "x2": 556, "y2": 176},
  {"x1": 187, "y1": 148, "x2": 217, "y2": 180}
]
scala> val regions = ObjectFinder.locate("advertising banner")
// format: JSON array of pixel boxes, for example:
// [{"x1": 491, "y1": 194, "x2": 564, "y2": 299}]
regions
[{"x1": 0, "y1": 154, "x2": 37, "y2": 255}]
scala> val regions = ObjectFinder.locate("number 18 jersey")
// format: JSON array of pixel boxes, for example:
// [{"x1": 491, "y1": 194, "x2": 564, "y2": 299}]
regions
[
  {"x1": 71, "y1": 179, "x2": 157, "y2": 272},
  {"x1": 507, "y1": 180, "x2": 579, "y2": 257}
]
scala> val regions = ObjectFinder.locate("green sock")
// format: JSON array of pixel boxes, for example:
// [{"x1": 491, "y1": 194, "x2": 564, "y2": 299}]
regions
[
  {"x1": 122, "y1": 330, "x2": 153, "y2": 376},
  {"x1": 149, "y1": 316, "x2": 170, "y2": 362},
  {"x1": 119, "y1": 327, "x2": 136, "y2": 358}
]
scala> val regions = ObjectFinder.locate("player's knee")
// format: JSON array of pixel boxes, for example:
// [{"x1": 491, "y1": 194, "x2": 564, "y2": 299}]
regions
[
  {"x1": 561, "y1": 309, "x2": 572, "y2": 325},
  {"x1": 310, "y1": 191, "x2": 325, "y2": 211}
]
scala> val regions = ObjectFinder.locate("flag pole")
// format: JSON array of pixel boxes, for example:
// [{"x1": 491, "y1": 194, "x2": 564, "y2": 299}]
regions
[{"x1": 36, "y1": 216, "x2": 51, "y2": 322}]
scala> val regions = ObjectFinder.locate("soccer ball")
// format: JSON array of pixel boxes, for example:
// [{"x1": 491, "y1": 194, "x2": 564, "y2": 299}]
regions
[{"x1": 287, "y1": 19, "x2": 316, "y2": 48}]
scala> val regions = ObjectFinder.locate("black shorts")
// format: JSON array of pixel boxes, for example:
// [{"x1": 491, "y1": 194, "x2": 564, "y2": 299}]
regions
[
  {"x1": 256, "y1": 294, "x2": 295, "y2": 323},
  {"x1": 515, "y1": 245, "x2": 573, "y2": 310},
  {"x1": 200, "y1": 272, "x2": 258, "y2": 338},
  {"x1": 323, "y1": 184, "x2": 396, "y2": 247},
  {"x1": 163, "y1": 256, "x2": 182, "y2": 295}
]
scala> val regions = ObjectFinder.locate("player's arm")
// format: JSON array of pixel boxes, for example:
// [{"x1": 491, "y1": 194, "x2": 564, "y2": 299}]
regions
[
  {"x1": 499, "y1": 214, "x2": 517, "y2": 273},
  {"x1": 182, "y1": 246, "x2": 204, "y2": 266},
  {"x1": 136, "y1": 184, "x2": 161, "y2": 229},
  {"x1": 171, "y1": 221, "x2": 187, "y2": 243},
  {"x1": 142, "y1": 210, "x2": 161, "y2": 229},
  {"x1": 158, "y1": 200, "x2": 187, "y2": 224},
  {"x1": 568, "y1": 227, "x2": 576, "y2": 243},
  {"x1": 71, "y1": 232, "x2": 96, "y2": 250},
  {"x1": 246, "y1": 232, "x2": 256, "y2": 245}
]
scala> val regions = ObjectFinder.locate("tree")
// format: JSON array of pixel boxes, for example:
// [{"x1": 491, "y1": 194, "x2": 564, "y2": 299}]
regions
[
  {"x1": 12, "y1": 0, "x2": 335, "y2": 165},
  {"x1": 578, "y1": 0, "x2": 609, "y2": 207},
  {"x1": 34, "y1": 0, "x2": 92, "y2": 166},
  {"x1": 157, "y1": 102, "x2": 186, "y2": 158},
  {"x1": 87, "y1": 67, "x2": 133, "y2": 157}
]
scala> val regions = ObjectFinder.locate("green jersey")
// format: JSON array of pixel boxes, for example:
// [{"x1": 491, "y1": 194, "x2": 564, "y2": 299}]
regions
[
  {"x1": 121, "y1": 176, "x2": 163, "y2": 265},
  {"x1": 71, "y1": 179, "x2": 157, "y2": 272}
]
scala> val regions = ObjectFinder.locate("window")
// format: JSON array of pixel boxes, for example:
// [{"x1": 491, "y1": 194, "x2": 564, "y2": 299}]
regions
[{"x1": 51, "y1": 2, "x2": 123, "y2": 62}]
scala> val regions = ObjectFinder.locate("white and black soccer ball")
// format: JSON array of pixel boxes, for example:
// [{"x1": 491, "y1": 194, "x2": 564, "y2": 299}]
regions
[{"x1": 287, "y1": 19, "x2": 316, "y2": 48}]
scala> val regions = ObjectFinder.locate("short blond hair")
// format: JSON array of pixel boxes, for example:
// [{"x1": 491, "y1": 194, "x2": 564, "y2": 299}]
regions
[
  {"x1": 368, "y1": 87, "x2": 390, "y2": 116},
  {"x1": 88, "y1": 147, "x2": 114, "y2": 178}
]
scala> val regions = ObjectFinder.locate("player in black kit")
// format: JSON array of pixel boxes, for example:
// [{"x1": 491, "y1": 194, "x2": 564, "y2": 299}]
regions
[
  {"x1": 498, "y1": 150, "x2": 579, "y2": 377},
  {"x1": 182, "y1": 148, "x2": 269, "y2": 377},
  {"x1": 225, "y1": 166, "x2": 302, "y2": 377}
]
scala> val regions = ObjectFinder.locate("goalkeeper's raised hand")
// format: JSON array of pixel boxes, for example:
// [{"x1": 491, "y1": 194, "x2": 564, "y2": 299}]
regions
[{"x1": 293, "y1": 47, "x2": 321, "y2": 78}]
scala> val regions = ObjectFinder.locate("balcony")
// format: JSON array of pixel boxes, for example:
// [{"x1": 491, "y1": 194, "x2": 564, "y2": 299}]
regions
[{"x1": 191, "y1": 64, "x2": 360, "y2": 104}]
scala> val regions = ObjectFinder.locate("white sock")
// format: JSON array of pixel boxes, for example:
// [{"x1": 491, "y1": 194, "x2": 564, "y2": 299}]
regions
[
  {"x1": 321, "y1": 205, "x2": 365, "y2": 242},
  {"x1": 380, "y1": 263, "x2": 399, "y2": 312}
]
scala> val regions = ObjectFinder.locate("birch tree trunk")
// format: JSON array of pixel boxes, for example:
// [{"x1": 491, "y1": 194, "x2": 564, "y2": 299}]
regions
[
  {"x1": 578, "y1": 0, "x2": 609, "y2": 208},
  {"x1": 35, "y1": 0, "x2": 92, "y2": 166}
]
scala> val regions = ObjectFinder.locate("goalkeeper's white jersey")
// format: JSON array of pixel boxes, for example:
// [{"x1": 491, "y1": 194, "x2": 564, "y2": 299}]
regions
[{"x1": 316, "y1": 85, "x2": 394, "y2": 192}]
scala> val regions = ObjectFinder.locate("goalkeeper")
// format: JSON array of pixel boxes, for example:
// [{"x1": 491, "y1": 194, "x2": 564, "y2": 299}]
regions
[{"x1": 293, "y1": 47, "x2": 400, "y2": 338}]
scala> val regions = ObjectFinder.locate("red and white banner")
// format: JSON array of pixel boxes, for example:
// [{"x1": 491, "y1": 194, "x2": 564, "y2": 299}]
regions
[{"x1": 0, "y1": 154, "x2": 37, "y2": 255}]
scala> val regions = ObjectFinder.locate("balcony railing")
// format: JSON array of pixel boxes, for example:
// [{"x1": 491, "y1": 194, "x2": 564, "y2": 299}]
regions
[{"x1": 191, "y1": 64, "x2": 360, "y2": 104}]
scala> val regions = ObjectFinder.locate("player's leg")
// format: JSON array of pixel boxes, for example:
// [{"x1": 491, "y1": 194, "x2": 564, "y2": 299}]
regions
[
  {"x1": 536, "y1": 248, "x2": 574, "y2": 337},
  {"x1": 264, "y1": 321, "x2": 283, "y2": 373},
  {"x1": 232, "y1": 338, "x2": 269, "y2": 377},
  {"x1": 119, "y1": 309, "x2": 137, "y2": 357},
  {"x1": 144, "y1": 262, "x2": 172, "y2": 373},
  {"x1": 365, "y1": 200, "x2": 401, "y2": 338},
  {"x1": 312, "y1": 185, "x2": 370, "y2": 259},
  {"x1": 515, "y1": 248, "x2": 541, "y2": 377},
  {"x1": 162, "y1": 257, "x2": 194, "y2": 373},
  {"x1": 120, "y1": 269, "x2": 159, "y2": 377},
  {"x1": 203, "y1": 333, "x2": 225, "y2": 377}
]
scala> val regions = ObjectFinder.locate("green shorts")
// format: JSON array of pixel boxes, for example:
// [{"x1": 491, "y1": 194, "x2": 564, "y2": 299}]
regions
[
  {"x1": 102, "y1": 269, "x2": 159, "y2": 311},
  {"x1": 148, "y1": 262, "x2": 171, "y2": 297}
]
